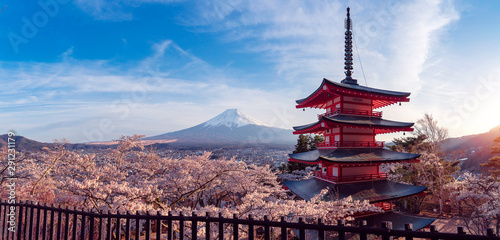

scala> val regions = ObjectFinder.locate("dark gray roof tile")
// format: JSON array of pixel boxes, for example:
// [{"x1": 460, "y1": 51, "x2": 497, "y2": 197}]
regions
[
  {"x1": 293, "y1": 115, "x2": 414, "y2": 131},
  {"x1": 296, "y1": 78, "x2": 410, "y2": 104},
  {"x1": 289, "y1": 149, "x2": 420, "y2": 163},
  {"x1": 284, "y1": 178, "x2": 427, "y2": 203},
  {"x1": 358, "y1": 212, "x2": 435, "y2": 230},
  {"x1": 321, "y1": 148, "x2": 420, "y2": 163}
]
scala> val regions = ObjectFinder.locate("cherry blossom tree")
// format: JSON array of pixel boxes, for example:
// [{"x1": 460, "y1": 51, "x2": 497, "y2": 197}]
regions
[
  {"x1": 3, "y1": 134, "x2": 380, "y2": 238},
  {"x1": 382, "y1": 114, "x2": 460, "y2": 215},
  {"x1": 415, "y1": 152, "x2": 459, "y2": 215},
  {"x1": 448, "y1": 172, "x2": 500, "y2": 235}
]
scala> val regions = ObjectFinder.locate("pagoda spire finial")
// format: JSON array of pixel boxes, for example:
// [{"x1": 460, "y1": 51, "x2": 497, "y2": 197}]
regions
[{"x1": 341, "y1": 7, "x2": 358, "y2": 85}]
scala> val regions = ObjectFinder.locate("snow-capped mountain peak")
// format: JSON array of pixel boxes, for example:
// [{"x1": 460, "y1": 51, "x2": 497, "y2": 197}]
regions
[
  {"x1": 142, "y1": 108, "x2": 295, "y2": 144},
  {"x1": 203, "y1": 109, "x2": 268, "y2": 128}
]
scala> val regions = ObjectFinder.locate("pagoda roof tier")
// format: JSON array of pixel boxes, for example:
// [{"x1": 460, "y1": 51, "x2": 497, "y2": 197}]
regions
[
  {"x1": 296, "y1": 79, "x2": 411, "y2": 109},
  {"x1": 293, "y1": 115, "x2": 414, "y2": 134},
  {"x1": 289, "y1": 148, "x2": 420, "y2": 164},
  {"x1": 283, "y1": 178, "x2": 427, "y2": 203},
  {"x1": 358, "y1": 212, "x2": 435, "y2": 231}
]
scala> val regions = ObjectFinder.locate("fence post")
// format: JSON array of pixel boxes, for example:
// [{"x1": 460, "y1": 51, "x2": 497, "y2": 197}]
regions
[
  {"x1": 430, "y1": 225, "x2": 438, "y2": 240},
  {"x1": 281, "y1": 217, "x2": 288, "y2": 240},
  {"x1": 192, "y1": 212, "x2": 198, "y2": 240},
  {"x1": 381, "y1": 221, "x2": 393, "y2": 240},
  {"x1": 64, "y1": 206, "x2": 70, "y2": 240},
  {"x1": 337, "y1": 219, "x2": 345, "y2": 240},
  {"x1": 156, "y1": 211, "x2": 162, "y2": 240},
  {"x1": 5, "y1": 204, "x2": 10, "y2": 240},
  {"x1": 218, "y1": 212, "x2": 223, "y2": 240},
  {"x1": 317, "y1": 218, "x2": 324, "y2": 240},
  {"x1": 71, "y1": 206, "x2": 78, "y2": 240},
  {"x1": 205, "y1": 212, "x2": 211, "y2": 240},
  {"x1": 116, "y1": 211, "x2": 121, "y2": 240},
  {"x1": 2, "y1": 204, "x2": 5, "y2": 240},
  {"x1": 299, "y1": 218, "x2": 305, "y2": 240},
  {"x1": 89, "y1": 210, "x2": 95, "y2": 240},
  {"x1": 248, "y1": 215, "x2": 254, "y2": 240},
  {"x1": 358, "y1": 220, "x2": 367, "y2": 240},
  {"x1": 56, "y1": 206, "x2": 63, "y2": 240},
  {"x1": 233, "y1": 214, "x2": 239, "y2": 240},
  {"x1": 80, "y1": 209, "x2": 87, "y2": 240},
  {"x1": 16, "y1": 202, "x2": 24, "y2": 240},
  {"x1": 178, "y1": 211, "x2": 185, "y2": 240},
  {"x1": 49, "y1": 204, "x2": 55, "y2": 240},
  {"x1": 24, "y1": 203, "x2": 30, "y2": 240},
  {"x1": 2, "y1": 203, "x2": 7, "y2": 239},
  {"x1": 457, "y1": 226, "x2": 466, "y2": 235},
  {"x1": 35, "y1": 203, "x2": 41, "y2": 240},
  {"x1": 106, "y1": 210, "x2": 111, "y2": 240},
  {"x1": 5, "y1": 203, "x2": 9, "y2": 240},
  {"x1": 167, "y1": 211, "x2": 172, "y2": 240},
  {"x1": 145, "y1": 211, "x2": 151, "y2": 240},
  {"x1": 29, "y1": 202, "x2": 35, "y2": 240},
  {"x1": 98, "y1": 211, "x2": 104, "y2": 240},
  {"x1": 42, "y1": 203, "x2": 47, "y2": 240},
  {"x1": 404, "y1": 223, "x2": 413, "y2": 240},
  {"x1": 264, "y1": 215, "x2": 270, "y2": 240},
  {"x1": 125, "y1": 211, "x2": 131, "y2": 240},
  {"x1": 136, "y1": 211, "x2": 141, "y2": 240}
]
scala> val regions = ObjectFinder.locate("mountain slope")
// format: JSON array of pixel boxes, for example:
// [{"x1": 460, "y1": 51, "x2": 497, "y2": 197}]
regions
[
  {"x1": 443, "y1": 125, "x2": 500, "y2": 152},
  {"x1": 443, "y1": 125, "x2": 500, "y2": 172},
  {"x1": 0, "y1": 134, "x2": 53, "y2": 151},
  {"x1": 144, "y1": 109, "x2": 295, "y2": 145},
  {"x1": 0, "y1": 135, "x2": 109, "y2": 151}
]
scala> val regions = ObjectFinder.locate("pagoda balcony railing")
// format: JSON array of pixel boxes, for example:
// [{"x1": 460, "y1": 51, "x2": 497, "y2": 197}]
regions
[
  {"x1": 317, "y1": 141, "x2": 384, "y2": 148},
  {"x1": 318, "y1": 108, "x2": 382, "y2": 119},
  {"x1": 314, "y1": 171, "x2": 389, "y2": 183}
]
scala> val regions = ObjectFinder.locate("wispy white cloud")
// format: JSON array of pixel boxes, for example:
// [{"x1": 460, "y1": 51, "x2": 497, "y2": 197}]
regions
[
  {"x1": 74, "y1": 0, "x2": 185, "y2": 21},
  {"x1": 75, "y1": 0, "x2": 135, "y2": 21},
  {"x1": 176, "y1": 0, "x2": 459, "y2": 96},
  {"x1": 174, "y1": 0, "x2": 462, "y2": 138}
]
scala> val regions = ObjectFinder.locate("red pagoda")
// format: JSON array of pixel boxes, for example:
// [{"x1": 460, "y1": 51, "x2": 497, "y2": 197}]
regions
[{"x1": 283, "y1": 8, "x2": 434, "y2": 230}]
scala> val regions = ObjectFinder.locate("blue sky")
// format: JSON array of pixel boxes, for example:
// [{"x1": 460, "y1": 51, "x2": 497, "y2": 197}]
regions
[{"x1": 1, "y1": 0, "x2": 500, "y2": 143}]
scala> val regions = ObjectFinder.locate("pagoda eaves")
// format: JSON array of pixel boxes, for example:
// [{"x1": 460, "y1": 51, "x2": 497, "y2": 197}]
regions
[
  {"x1": 289, "y1": 148, "x2": 421, "y2": 164},
  {"x1": 283, "y1": 178, "x2": 427, "y2": 203},
  {"x1": 296, "y1": 78, "x2": 411, "y2": 109},
  {"x1": 293, "y1": 115, "x2": 415, "y2": 135}
]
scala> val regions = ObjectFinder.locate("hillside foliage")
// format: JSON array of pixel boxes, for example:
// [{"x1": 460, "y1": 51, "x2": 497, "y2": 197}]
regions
[{"x1": 481, "y1": 128, "x2": 500, "y2": 178}]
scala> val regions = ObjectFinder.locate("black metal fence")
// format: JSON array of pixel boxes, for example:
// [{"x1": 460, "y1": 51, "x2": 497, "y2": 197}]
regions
[{"x1": 1, "y1": 201, "x2": 498, "y2": 240}]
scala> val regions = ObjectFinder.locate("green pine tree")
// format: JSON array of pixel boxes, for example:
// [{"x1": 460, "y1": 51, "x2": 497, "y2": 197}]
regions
[
  {"x1": 309, "y1": 135, "x2": 324, "y2": 150},
  {"x1": 481, "y1": 128, "x2": 500, "y2": 179},
  {"x1": 288, "y1": 134, "x2": 324, "y2": 172},
  {"x1": 293, "y1": 134, "x2": 310, "y2": 153}
]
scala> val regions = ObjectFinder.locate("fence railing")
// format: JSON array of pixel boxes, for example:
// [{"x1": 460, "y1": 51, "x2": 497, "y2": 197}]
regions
[{"x1": 1, "y1": 201, "x2": 498, "y2": 240}]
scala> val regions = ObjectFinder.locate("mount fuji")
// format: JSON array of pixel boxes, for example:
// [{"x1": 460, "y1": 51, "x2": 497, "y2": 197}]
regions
[{"x1": 143, "y1": 109, "x2": 296, "y2": 145}]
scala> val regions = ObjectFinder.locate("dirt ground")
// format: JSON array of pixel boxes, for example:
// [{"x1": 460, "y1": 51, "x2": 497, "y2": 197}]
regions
[{"x1": 419, "y1": 210, "x2": 476, "y2": 234}]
